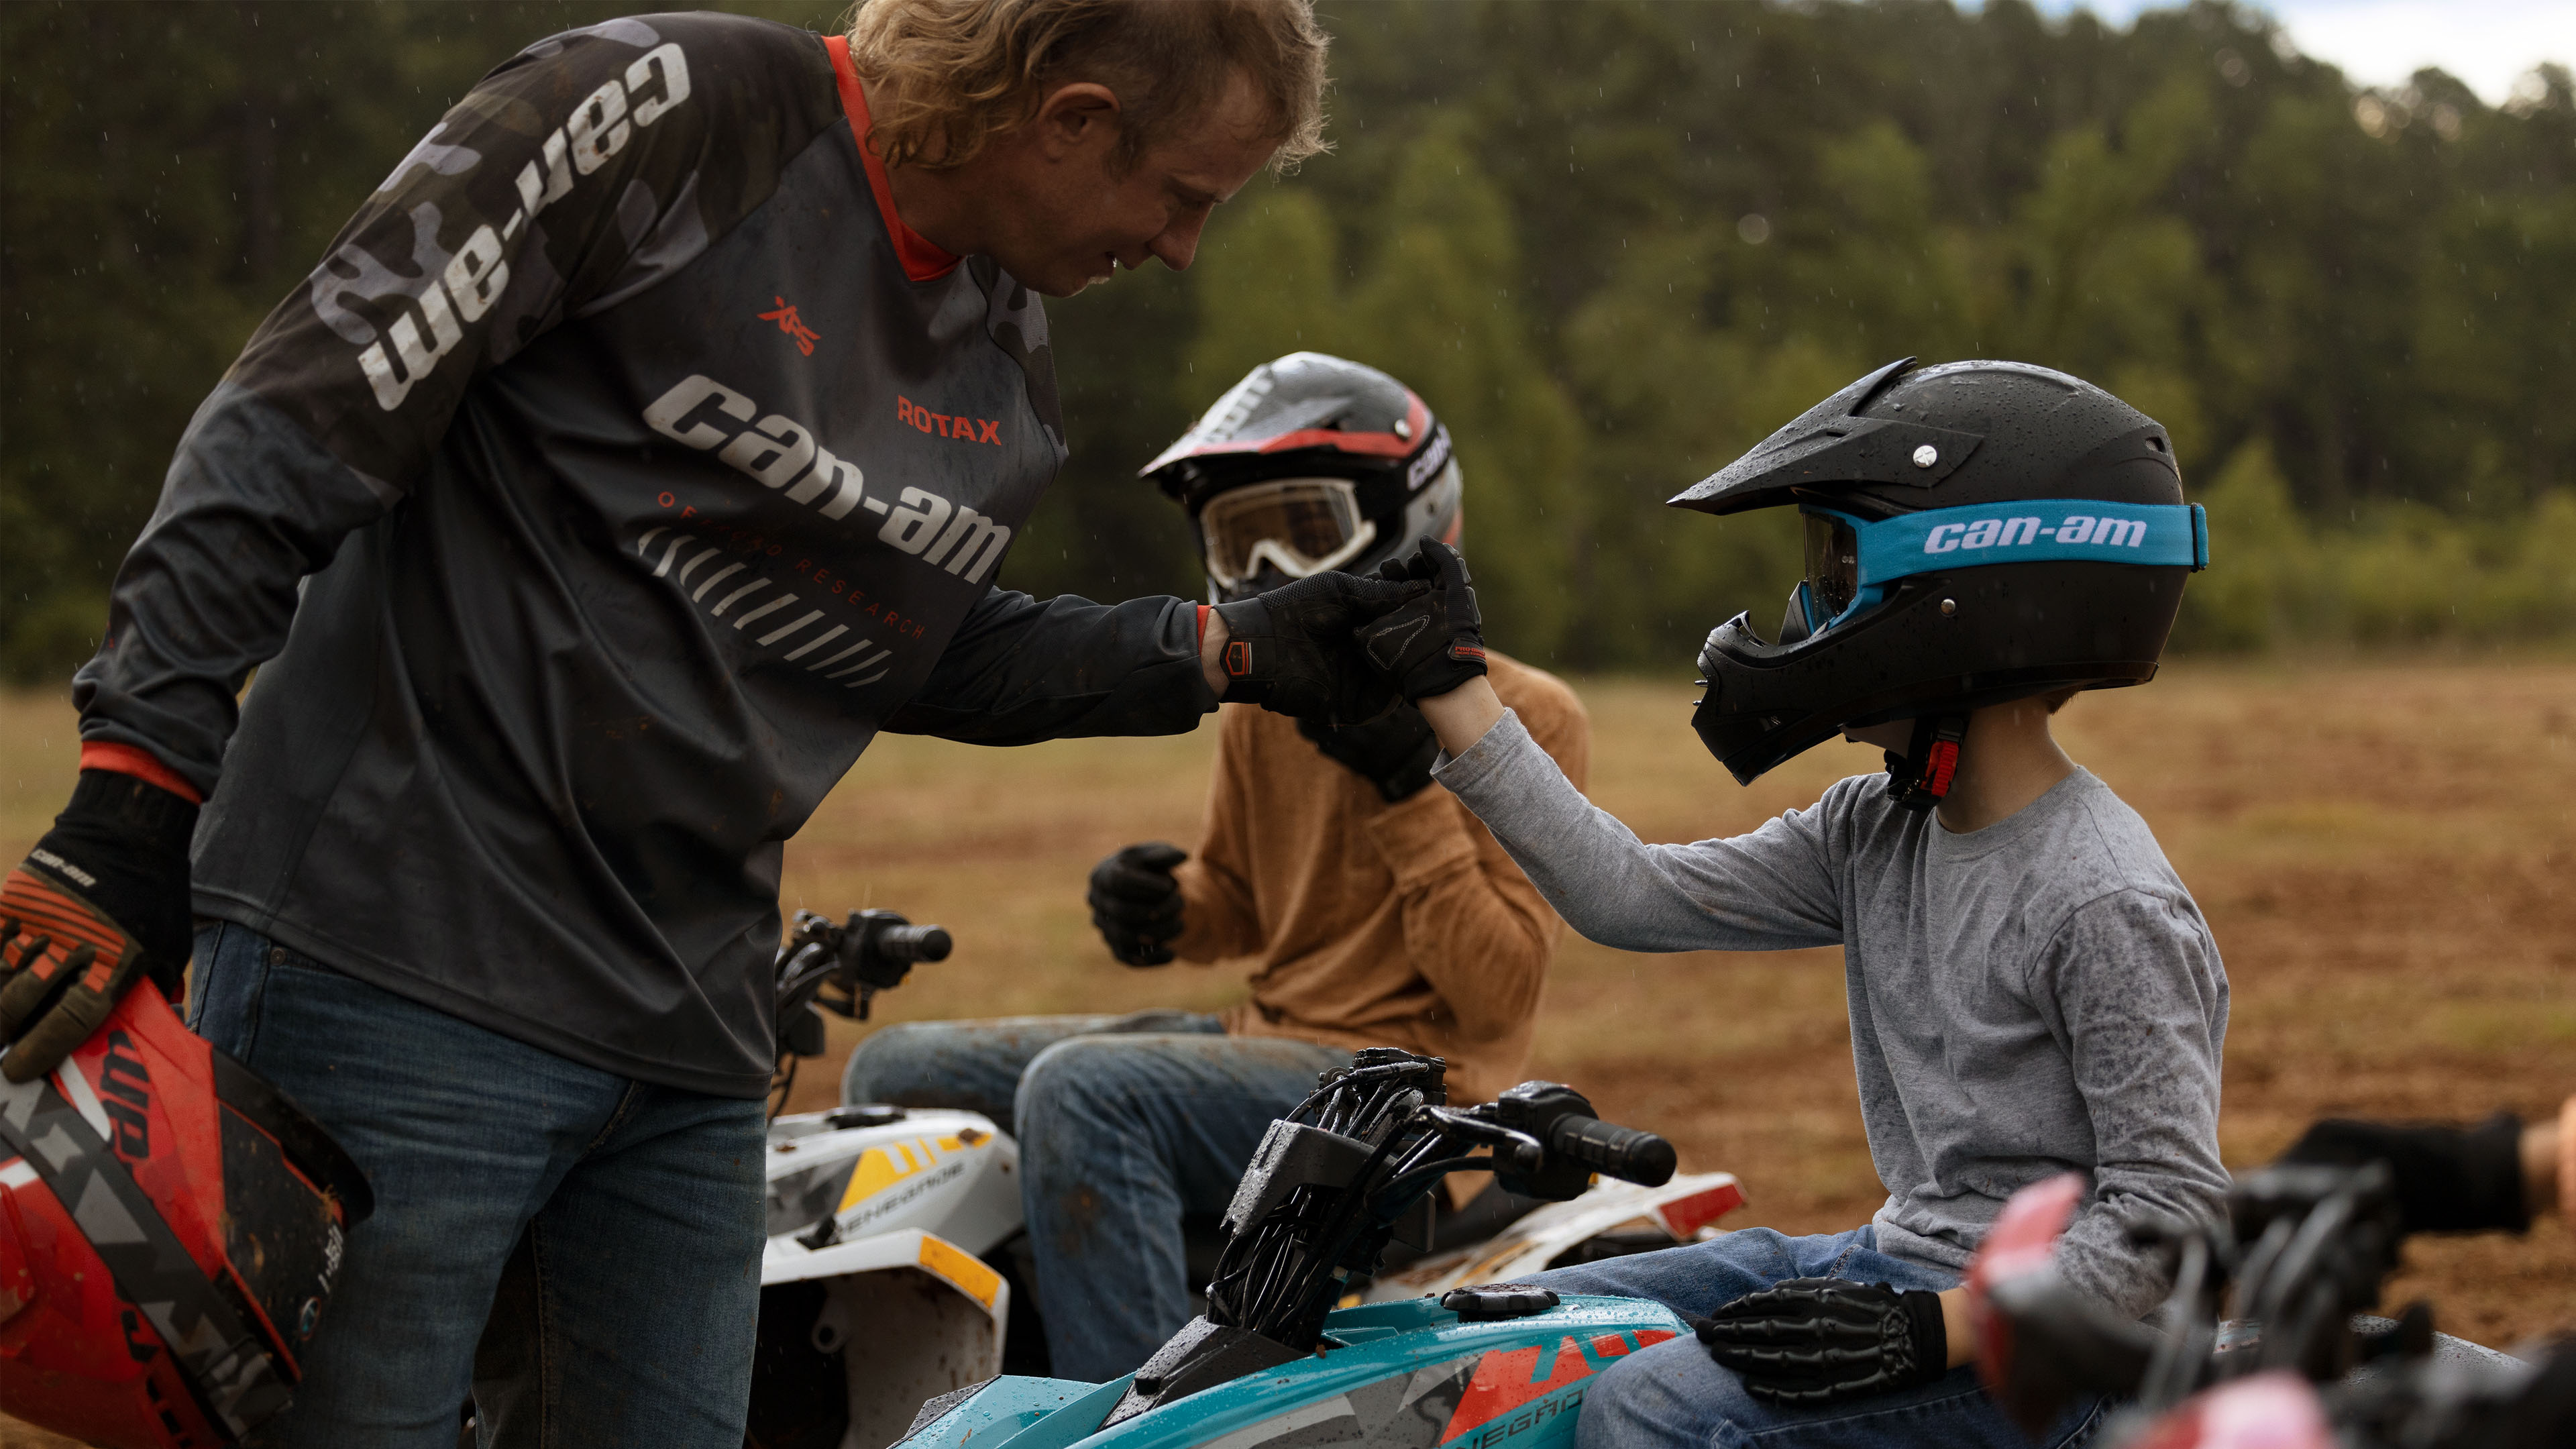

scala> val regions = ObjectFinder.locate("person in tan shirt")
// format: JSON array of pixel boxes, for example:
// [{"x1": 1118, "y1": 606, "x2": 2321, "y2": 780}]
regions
[
  {"x1": 1165, "y1": 648, "x2": 1585, "y2": 1108},
  {"x1": 841, "y1": 354, "x2": 1587, "y2": 1381}
]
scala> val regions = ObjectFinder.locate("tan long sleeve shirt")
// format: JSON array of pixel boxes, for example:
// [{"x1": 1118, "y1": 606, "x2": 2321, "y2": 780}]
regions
[{"x1": 1169, "y1": 652, "x2": 1589, "y2": 1107}]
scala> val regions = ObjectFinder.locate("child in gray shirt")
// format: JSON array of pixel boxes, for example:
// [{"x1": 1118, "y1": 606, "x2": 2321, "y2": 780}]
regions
[{"x1": 1351, "y1": 359, "x2": 2227, "y2": 1449}]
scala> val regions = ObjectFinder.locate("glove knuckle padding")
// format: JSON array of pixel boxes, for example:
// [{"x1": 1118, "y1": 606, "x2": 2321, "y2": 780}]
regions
[
  {"x1": 1699, "y1": 1278, "x2": 1941, "y2": 1404},
  {"x1": 2, "y1": 773, "x2": 199, "y2": 1081}
]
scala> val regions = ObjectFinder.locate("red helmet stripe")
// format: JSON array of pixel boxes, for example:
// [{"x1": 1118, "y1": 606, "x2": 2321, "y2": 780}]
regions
[{"x1": 1161, "y1": 427, "x2": 1417, "y2": 463}]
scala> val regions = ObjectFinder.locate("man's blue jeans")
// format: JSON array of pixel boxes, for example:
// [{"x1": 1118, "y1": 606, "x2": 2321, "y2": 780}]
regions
[
  {"x1": 1532, "y1": 1227, "x2": 2106, "y2": 1449},
  {"x1": 843, "y1": 1014, "x2": 1348, "y2": 1381},
  {"x1": 189, "y1": 924, "x2": 766, "y2": 1449}
]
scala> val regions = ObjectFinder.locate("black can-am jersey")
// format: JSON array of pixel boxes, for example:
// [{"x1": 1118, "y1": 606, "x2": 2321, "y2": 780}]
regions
[{"x1": 70, "y1": 13, "x2": 1215, "y2": 1097}]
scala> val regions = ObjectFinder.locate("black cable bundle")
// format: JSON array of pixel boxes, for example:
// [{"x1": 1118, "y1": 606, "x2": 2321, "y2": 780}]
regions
[
  {"x1": 1108, "y1": 1057, "x2": 1672, "y2": 1429},
  {"x1": 1202, "y1": 1050, "x2": 1452, "y2": 1348}
]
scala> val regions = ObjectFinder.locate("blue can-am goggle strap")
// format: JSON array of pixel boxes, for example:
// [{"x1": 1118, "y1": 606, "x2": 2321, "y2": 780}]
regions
[{"x1": 1796, "y1": 499, "x2": 2208, "y2": 635}]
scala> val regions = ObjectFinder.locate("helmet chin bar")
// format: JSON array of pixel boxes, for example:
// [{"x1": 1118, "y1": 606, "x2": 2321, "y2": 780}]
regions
[
  {"x1": 1883, "y1": 714, "x2": 1970, "y2": 812},
  {"x1": 1689, "y1": 563, "x2": 2182, "y2": 787}
]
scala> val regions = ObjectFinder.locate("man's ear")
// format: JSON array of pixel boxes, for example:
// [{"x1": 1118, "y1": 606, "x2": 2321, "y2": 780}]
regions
[{"x1": 1028, "y1": 81, "x2": 1122, "y2": 160}]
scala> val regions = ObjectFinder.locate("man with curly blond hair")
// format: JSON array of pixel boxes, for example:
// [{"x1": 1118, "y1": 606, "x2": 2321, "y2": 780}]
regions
[{"x1": 9, "y1": 3, "x2": 1363, "y2": 1444}]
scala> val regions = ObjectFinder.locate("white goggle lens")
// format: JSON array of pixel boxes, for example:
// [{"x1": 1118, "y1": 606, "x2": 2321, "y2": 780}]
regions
[{"x1": 1199, "y1": 478, "x2": 1377, "y2": 586}]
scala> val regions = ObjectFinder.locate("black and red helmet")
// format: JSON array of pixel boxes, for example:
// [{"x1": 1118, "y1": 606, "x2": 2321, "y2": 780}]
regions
[
  {"x1": 1142, "y1": 352, "x2": 1464, "y2": 604},
  {"x1": 1673, "y1": 358, "x2": 2207, "y2": 789},
  {"x1": 0, "y1": 986, "x2": 371, "y2": 1448}
]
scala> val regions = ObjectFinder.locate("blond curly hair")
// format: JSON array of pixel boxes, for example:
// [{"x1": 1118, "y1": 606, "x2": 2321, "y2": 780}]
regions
[{"x1": 844, "y1": 0, "x2": 1330, "y2": 173}]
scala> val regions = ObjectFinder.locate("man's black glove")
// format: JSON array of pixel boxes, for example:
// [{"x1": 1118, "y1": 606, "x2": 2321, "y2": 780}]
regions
[
  {"x1": 1088, "y1": 842, "x2": 1187, "y2": 967},
  {"x1": 1356, "y1": 540, "x2": 1487, "y2": 702},
  {"x1": 1686, "y1": 1278, "x2": 1949, "y2": 1405},
  {"x1": 1, "y1": 769, "x2": 198, "y2": 1083},
  {"x1": 1298, "y1": 706, "x2": 1439, "y2": 803},
  {"x1": 1211, "y1": 571, "x2": 1419, "y2": 729},
  {"x1": 2277, "y1": 1114, "x2": 2531, "y2": 1234}
]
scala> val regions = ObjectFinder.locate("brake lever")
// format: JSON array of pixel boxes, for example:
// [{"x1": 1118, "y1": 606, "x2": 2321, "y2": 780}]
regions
[{"x1": 1419, "y1": 1106, "x2": 1546, "y2": 1172}]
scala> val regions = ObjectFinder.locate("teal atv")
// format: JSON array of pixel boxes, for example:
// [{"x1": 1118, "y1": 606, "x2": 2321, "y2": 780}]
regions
[{"x1": 889, "y1": 1051, "x2": 1684, "y2": 1449}]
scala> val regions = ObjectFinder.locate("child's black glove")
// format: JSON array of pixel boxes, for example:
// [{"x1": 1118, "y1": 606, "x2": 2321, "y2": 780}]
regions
[
  {"x1": 1298, "y1": 706, "x2": 1439, "y2": 802},
  {"x1": 1356, "y1": 541, "x2": 1486, "y2": 702},
  {"x1": 1087, "y1": 843, "x2": 1187, "y2": 967},
  {"x1": 1686, "y1": 1278, "x2": 1948, "y2": 1404},
  {"x1": 2275, "y1": 1113, "x2": 2530, "y2": 1234}
]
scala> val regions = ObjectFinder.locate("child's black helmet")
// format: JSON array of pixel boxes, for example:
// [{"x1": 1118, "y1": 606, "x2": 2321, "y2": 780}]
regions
[
  {"x1": 1142, "y1": 353, "x2": 1462, "y2": 604},
  {"x1": 1674, "y1": 358, "x2": 2208, "y2": 786}
]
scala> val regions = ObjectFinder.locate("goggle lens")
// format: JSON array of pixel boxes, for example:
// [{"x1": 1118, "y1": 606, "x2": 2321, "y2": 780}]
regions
[
  {"x1": 1803, "y1": 512, "x2": 1860, "y2": 623},
  {"x1": 1198, "y1": 478, "x2": 1375, "y2": 586}
]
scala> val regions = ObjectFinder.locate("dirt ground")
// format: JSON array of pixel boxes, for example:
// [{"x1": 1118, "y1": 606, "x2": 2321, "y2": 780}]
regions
[{"x1": 1, "y1": 659, "x2": 2571, "y2": 1443}]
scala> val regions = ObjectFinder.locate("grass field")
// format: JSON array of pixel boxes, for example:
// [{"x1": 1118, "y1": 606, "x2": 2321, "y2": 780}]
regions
[{"x1": 1, "y1": 659, "x2": 2571, "y2": 1444}]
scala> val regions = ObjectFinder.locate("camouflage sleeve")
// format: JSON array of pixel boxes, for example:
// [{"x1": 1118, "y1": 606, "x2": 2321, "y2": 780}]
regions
[
  {"x1": 882, "y1": 588, "x2": 1220, "y2": 745},
  {"x1": 72, "y1": 15, "x2": 835, "y2": 792}
]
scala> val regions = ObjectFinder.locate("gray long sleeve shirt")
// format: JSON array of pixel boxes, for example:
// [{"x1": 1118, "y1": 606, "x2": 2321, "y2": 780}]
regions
[{"x1": 1434, "y1": 711, "x2": 2229, "y2": 1318}]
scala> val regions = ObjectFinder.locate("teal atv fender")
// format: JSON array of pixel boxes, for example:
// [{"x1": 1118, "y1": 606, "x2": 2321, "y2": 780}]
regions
[{"x1": 900, "y1": 1295, "x2": 1686, "y2": 1449}]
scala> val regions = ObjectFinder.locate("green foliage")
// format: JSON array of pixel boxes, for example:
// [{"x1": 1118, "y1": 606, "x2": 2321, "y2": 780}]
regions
[
  {"x1": 2174, "y1": 439, "x2": 2312, "y2": 651},
  {"x1": 4, "y1": 1, "x2": 2573, "y2": 680},
  {"x1": 0, "y1": 589, "x2": 107, "y2": 690},
  {"x1": 2180, "y1": 439, "x2": 2576, "y2": 651}
]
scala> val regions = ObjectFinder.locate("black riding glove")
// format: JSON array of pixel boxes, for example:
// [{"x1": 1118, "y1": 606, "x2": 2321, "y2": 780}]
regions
[
  {"x1": 2277, "y1": 1114, "x2": 2531, "y2": 1235},
  {"x1": 1087, "y1": 842, "x2": 1187, "y2": 967},
  {"x1": 1298, "y1": 706, "x2": 1439, "y2": 803},
  {"x1": 1687, "y1": 1278, "x2": 1949, "y2": 1405},
  {"x1": 1, "y1": 769, "x2": 198, "y2": 1083},
  {"x1": 1356, "y1": 540, "x2": 1487, "y2": 702},
  {"x1": 1211, "y1": 572, "x2": 1419, "y2": 729}
]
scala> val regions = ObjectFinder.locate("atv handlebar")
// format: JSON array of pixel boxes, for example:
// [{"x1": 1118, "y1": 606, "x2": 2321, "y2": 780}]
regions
[
  {"x1": 772, "y1": 908, "x2": 952, "y2": 1059},
  {"x1": 1195, "y1": 1053, "x2": 1685, "y2": 1364},
  {"x1": 1547, "y1": 1114, "x2": 1676, "y2": 1187},
  {"x1": 873, "y1": 923, "x2": 952, "y2": 965}
]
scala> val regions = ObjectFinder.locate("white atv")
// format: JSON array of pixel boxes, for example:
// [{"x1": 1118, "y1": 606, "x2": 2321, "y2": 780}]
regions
[{"x1": 748, "y1": 910, "x2": 1749, "y2": 1449}]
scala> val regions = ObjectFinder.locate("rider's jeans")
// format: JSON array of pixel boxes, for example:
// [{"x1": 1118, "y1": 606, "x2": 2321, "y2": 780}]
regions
[
  {"x1": 189, "y1": 923, "x2": 766, "y2": 1449},
  {"x1": 843, "y1": 1014, "x2": 1348, "y2": 1381},
  {"x1": 1533, "y1": 1226, "x2": 2106, "y2": 1449}
]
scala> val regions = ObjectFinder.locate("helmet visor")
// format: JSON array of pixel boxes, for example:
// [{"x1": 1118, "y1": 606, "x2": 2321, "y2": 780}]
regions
[
  {"x1": 1197, "y1": 478, "x2": 1380, "y2": 588},
  {"x1": 1803, "y1": 511, "x2": 1861, "y2": 623}
]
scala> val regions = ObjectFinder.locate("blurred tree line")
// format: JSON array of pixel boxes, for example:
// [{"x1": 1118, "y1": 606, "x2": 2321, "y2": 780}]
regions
[{"x1": 5, "y1": 0, "x2": 2572, "y2": 683}]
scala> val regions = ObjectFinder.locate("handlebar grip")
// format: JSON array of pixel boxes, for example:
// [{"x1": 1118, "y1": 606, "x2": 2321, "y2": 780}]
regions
[
  {"x1": 1546, "y1": 1114, "x2": 1675, "y2": 1187},
  {"x1": 877, "y1": 924, "x2": 953, "y2": 963}
]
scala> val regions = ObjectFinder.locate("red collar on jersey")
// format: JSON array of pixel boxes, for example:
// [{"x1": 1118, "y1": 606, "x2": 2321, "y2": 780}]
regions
[{"x1": 824, "y1": 35, "x2": 962, "y2": 283}]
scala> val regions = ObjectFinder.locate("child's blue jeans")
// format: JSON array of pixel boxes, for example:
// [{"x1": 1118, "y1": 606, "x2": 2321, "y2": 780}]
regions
[{"x1": 1533, "y1": 1226, "x2": 2107, "y2": 1449}]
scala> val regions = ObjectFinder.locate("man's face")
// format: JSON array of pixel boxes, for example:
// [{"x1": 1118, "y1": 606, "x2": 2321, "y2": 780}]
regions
[{"x1": 982, "y1": 70, "x2": 1281, "y2": 297}]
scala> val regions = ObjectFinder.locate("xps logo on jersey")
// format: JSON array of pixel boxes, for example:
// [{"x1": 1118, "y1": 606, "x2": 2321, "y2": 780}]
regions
[{"x1": 759, "y1": 296, "x2": 820, "y2": 356}]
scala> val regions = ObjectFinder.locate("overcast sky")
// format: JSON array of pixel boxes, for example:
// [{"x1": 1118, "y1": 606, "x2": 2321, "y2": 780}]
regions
[{"x1": 2025, "y1": 0, "x2": 2575, "y2": 103}]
